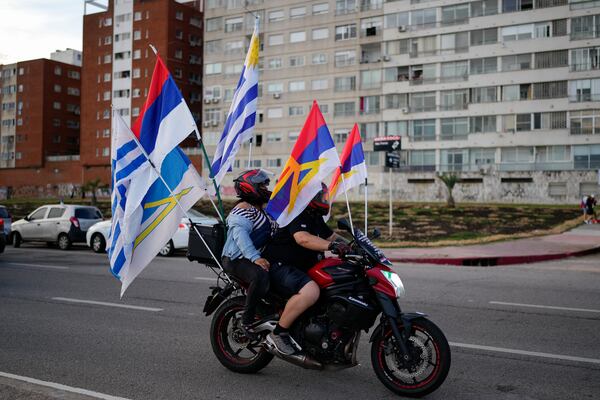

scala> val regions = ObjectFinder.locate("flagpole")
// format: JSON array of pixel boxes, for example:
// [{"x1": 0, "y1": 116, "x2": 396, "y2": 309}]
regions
[
  {"x1": 147, "y1": 43, "x2": 226, "y2": 225},
  {"x1": 122, "y1": 122, "x2": 229, "y2": 282},
  {"x1": 364, "y1": 177, "x2": 368, "y2": 234},
  {"x1": 340, "y1": 174, "x2": 354, "y2": 234},
  {"x1": 247, "y1": 137, "x2": 253, "y2": 168}
]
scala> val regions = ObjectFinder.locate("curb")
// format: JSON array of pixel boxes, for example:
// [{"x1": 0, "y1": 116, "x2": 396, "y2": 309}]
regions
[{"x1": 389, "y1": 245, "x2": 600, "y2": 267}]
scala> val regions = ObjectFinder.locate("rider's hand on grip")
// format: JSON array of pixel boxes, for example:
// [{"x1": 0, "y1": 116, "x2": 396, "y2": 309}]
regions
[{"x1": 328, "y1": 241, "x2": 352, "y2": 258}]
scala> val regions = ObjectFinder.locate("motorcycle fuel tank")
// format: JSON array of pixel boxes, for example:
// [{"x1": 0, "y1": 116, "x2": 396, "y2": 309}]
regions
[{"x1": 308, "y1": 257, "x2": 359, "y2": 288}]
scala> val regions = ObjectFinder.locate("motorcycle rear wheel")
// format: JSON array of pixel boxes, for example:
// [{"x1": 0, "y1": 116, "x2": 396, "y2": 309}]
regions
[
  {"x1": 210, "y1": 296, "x2": 274, "y2": 374},
  {"x1": 370, "y1": 317, "x2": 450, "y2": 398}
]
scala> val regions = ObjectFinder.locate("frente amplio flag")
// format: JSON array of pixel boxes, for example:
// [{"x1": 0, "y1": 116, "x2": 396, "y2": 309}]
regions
[
  {"x1": 266, "y1": 100, "x2": 340, "y2": 227},
  {"x1": 329, "y1": 123, "x2": 367, "y2": 201},
  {"x1": 210, "y1": 18, "x2": 260, "y2": 187}
]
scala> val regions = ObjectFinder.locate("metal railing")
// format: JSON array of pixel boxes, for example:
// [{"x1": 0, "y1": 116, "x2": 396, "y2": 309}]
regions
[{"x1": 569, "y1": 94, "x2": 600, "y2": 102}]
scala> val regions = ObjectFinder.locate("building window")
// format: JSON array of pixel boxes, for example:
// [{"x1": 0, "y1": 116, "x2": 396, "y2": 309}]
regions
[
  {"x1": 206, "y1": 17, "x2": 222, "y2": 32},
  {"x1": 441, "y1": 118, "x2": 469, "y2": 140},
  {"x1": 312, "y1": 53, "x2": 327, "y2": 65},
  {"x1": 501, "y1": 147, "x2": 534, "y2": 163},
  {"x1": 289, "y1": 106, "x2": 305, "y2": 116},
  {"x1": 410, "y1": 92, "x2": 436, "y2": 112},
  {"x1": 311, "y1": 79, "x2": 328, "y2": 90},
  {"x1": 440, "y1": 61, "x2": 468, "y2": 82},
  {"x1": 290, "y1": 31, "x2": 306, "y2": 43},
  {"x1": 225, "y1": 17, "x2": 243, "y2": 33},
  {"x1": 411, "y1": 119, "x2": 436, "y2": 141},
  {"x1": 290, "y1": 6, "x2": 306, "y2": 19},
  {"x1": 267, "y1": 158, "x2": 282, "y2": 168},
  {"x1": 501, "y1": 54, "x2": 532, "y2": 71},
  {"x1": 334, "y1": 101, "x2": 355, "y2": 117},
  {"x1": 53, "y1": 102, "x2": 61, "y2": 110},
  {"x1": 441, "y1": 4, "x2": 469, "y2": 26},
  {"x1": 67, "y1": 87, "x2": 80, "y2": 96},
  {"x1": 288, "y1": 55, "x2": 305, "y2": 67},
  {"x1": 360, "y1": 70, "x2": 381, "y2": 89},
  {"x1": 133, "y1": 30, "x2": 141, "y2": 40},
  {"x1": 411, "y1": 8, "x2": 436, "y2": 28},
  {"x1": 385, "y1": 93, "x2": 408, "y2": 109},
  {"x1": 289, "y1": 81, "x2": 305, "y2": 92},
  {"x1": 312, "y1": 28, "x2": 329, "y2": 40},
  {"x1": 267, "y1": 82, "x2": 283, "y2": 93},
  {"x1": 574, "y1": 145, "x2": 600, "y2": 169},
  {"x1": 471, "y1": 28, "x2": 498, "y2": 45},
  {"x1": 268, "y1": 58, "x2": 282, "y2": 69},
  {"x1": 570, "y1": 110, "x2": 600, "y2": 135},
  {"x1": 54, "y1": 84, "x2": 62, "y2": 93},
  {"x1": 503, "y1": 0, "x2": 534, "y2": 12},
  {"x1": 269, "y1": 34, "x2": 284, "y2": 46},
  {"x1": 104, "y1": 54, "x2": 111, "y2": 63},
  {"x1": 334, "y1": 50, "x2": 356, "y2": 67},
  {"x1": 54, "y1": 66, "x2": 62, "y2": 75},
  {"x1": 470, "y1": 116, "x2": 497, "y2": 133},
  {"x1": 409, "y1": 150, "x2": 436, "y2": 170},
  {"x1": 174, "y1": 49, "x2": 183, "y2": 59},
  {"x1": 267, "y1": 10, "x2": 284, "y2": 22},
  {"x1": 175, "y1": 11, "x2": 184, "y2": 21},
  {"x1": 441, "y1": 149, "x2": 469, "y2": 172},
  {"x1": 133, "y1": 49, "x2": 141, "y2": 59},
  {"x1": 335, "y1": 24, "x2": 357, "y2": 40},
  {"x1": 471, "y1": 0, "x2": 498, "y2": 17},
  {"x1": 334, "y1": 76, "x2": 356, "y2": 91},
  {"x1": 313, "y1": 3, "x2": 329, "y2": 14},
  {"x1": 570, "y1": 47, "x2": 600, "y2": 72},
  {"x1": 267, "y1": 108, "x2": 283, "y2": 118},
  {"x1": 205, "y1": 63, "x2": 222, "y2": 75}
]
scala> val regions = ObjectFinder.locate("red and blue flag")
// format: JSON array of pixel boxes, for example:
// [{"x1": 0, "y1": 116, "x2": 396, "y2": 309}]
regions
[
  {"x1": 329, "y1": 123, "x2": 367, "y2": 201},
  {"x1": 266, "y1": 101, "x2": 340, "y2": 226}
]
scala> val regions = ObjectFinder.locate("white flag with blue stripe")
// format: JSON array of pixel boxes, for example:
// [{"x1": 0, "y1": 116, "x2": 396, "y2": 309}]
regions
[{"x1": 210, "y1": 18, "x2": 259, "y2": 187}]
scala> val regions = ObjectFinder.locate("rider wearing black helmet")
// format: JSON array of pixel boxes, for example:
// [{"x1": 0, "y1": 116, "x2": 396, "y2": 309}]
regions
[
  {"x1": 222, "y1": 169, "x2": 277, "y2": 338},
  {"x1": 262, "y1": 183, "x2": 351, "y2": 354}
]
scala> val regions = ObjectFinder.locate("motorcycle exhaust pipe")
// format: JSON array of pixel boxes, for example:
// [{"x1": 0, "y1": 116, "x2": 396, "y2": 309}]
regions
[{"x1": 264, "y1": 343, "x2": 323, "y2": 370}]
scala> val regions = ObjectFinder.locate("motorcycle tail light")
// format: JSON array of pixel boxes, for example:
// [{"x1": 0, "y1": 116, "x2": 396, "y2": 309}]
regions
[
  {"x1": 70, "y1": 216, "x2": 80, "y2": 228},
  {"x1": 178, "y1": 223, "x2": 186, "y2": 229},
  {"x1": 0, "y1": 219, "x2": 3, "y2": 231}
]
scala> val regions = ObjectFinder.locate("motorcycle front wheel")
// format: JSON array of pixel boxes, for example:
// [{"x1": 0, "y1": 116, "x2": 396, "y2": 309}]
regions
[
  {"x1": 210, "y1": 296, "x2": 274, "y2": 374},
  {"x1": 370, "y1": 317, "x2": 450, "y2": 398}
]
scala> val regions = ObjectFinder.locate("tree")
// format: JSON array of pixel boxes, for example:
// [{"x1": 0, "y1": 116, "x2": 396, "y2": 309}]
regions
[
  {"x1": 438, "y1": 173, "x2": 459, "y2": 208},
  {"x1": 82, "y1": 179, "x2": 104, "y2": 206}
]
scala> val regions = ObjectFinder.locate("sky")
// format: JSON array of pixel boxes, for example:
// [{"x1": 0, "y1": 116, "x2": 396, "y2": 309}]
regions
[{"x1": 0, "y1": 0, "x2": 101, "y2": 64}]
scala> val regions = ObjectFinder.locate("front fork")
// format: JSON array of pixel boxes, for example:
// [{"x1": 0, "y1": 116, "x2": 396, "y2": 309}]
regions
[{"x1": 372, "y1": 292, "x2": 427, "y2": 362}]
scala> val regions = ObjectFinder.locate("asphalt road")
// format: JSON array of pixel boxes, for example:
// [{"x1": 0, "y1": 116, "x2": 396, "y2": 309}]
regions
[{"x1": 1, "y1": 244, "x2": 599, "y2": 400}]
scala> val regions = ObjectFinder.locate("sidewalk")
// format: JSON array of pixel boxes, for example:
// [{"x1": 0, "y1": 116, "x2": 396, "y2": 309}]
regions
[{"x1": 386, "y1": 224, "x2": 600, "y2": 266}]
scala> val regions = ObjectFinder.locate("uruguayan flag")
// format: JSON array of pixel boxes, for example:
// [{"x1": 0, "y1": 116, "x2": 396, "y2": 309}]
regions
[
  {"x1": 108, "y1": 112, "x2": 152, "y2": 291},
  {"x1": 210, "y1": 18, "x2": 259, "y2": 187}
]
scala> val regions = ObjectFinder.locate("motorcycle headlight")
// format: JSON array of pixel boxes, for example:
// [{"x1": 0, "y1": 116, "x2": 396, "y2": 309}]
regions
[{"x1": 381, "y1": 271, "x2": 406, "y2": 299}]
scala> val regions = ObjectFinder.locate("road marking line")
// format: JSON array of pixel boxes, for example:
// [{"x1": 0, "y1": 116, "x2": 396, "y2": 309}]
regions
[
  {"x1": 3, "y1": 262, "x2": 69, "y2": 270},
  {"x1": 450, "y1": 342, "x2": 600, "y2": 365},
  {"x1": 194, "y1": 277, "x2": 217, "y2": 281},
  {"x1": 489, "y1": 301, "x2": 600, "y2": 314},
  {"x1": 51, "y1": 297, "x2": 163, "y2": 312},
  {"x1": 0, "y1": 371, "x2": 131, "y2": 400}
]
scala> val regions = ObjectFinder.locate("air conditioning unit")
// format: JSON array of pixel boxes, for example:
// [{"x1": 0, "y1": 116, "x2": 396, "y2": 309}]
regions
[
  {"x1": 211, "y1": 121, "x2": 219, "y2": 127},
  {"x1": 203, "y1": 121, "x2": 210, "y2": 127},
  {"x1": 383, "y1": 55, "x2": 391, "y2": 62},
  {"x1": 204, "y1": 98, "x2": 211, "y2": 104},
  {"x1": 398, "y1": 26, "x2": 407, "y2": 32},
  {"x1": 273, "y1": 93, "x2": 281, "y2": 99},
  {"x1": 211, "y1": 98, "x2": 219, "y2": 103},
  {"x1": 401, "y1": 107, "x2": 408, "y2": 114}
]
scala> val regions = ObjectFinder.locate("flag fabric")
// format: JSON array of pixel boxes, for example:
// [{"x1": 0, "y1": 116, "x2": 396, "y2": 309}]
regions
[
  {"x1": 131, "y1": 54, "x2": 198, "y2": 171},
  {"x1": 108, "y1": 112, "x2": 153, "y2": 293},
  {"x1": 329, "y1": 124, "x2": 367, "y2": 201},
  {"x1": 108, "y1": 55, "x2": 207, "y2": 296},
  {"x1": 115, "y1": 147, "x2": 206, "y2": 296},
  {"x1": 210, "y1": 18, "x2": 259, "y2": 187},
  {"x1": 266, "y1": 101, "x2": 340, "y2": 227}
]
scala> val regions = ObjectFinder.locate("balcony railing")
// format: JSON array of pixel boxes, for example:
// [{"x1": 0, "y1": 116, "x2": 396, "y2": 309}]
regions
[
  {"x1": 570, "y1": 126, "x2": 600, "y2": 135},
  {"x1": 569, "y1": 94, "x2": 600, "y2": 102}
]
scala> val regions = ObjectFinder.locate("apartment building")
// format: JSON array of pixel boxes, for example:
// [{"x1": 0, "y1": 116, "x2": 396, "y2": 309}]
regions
[
  {"x1": 203, "y1": 0, "x2": 600, "y2": 203},
  {"x1": 81, "y1": 0, "x2": 204, "y2": 183},
  {"x1": 202, "y1": 0, "x2": 386, "y2": 197},
  {"x1": 0, "y1": 58, "x2": 81, "y2": 169}
]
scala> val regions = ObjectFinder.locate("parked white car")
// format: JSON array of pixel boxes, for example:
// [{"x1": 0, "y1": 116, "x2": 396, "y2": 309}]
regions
[
  {"x1": 11, "y1": 204, "x2": 103, "y2": 250},
  {"x1": 86, "y1": 209, "x2": 218, "y2": 256}
]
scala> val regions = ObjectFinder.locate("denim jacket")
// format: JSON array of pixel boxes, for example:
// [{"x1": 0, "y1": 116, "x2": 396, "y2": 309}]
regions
[
  {"x1": 222, "y1": 213, "x2": 261, "y2": 262},
  {"x1": 222, "y1": 206, "x2": 275, "y2": 262}
]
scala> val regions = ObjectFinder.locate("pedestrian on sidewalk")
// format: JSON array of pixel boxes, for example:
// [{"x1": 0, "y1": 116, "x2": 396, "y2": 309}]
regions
[
  {"x1": 585, "y1": 194, "x2": 597, "y2": 224},
  {"x1": 581, "y1": 194, "x2": 589, "y2": 224}
]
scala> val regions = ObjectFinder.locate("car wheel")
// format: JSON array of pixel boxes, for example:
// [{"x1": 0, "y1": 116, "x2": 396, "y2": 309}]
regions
[
  {"x1": 12, "y1": 232, "x2": 22, "y2": 248},
  {"x1": 159, "y1": 240, "x2": 174, "y2": 257},
  {"x1": 91, "y1": 233, "x2": 106, "y2": 253},
  {"x1": 58, "y1": 233, "x2": 71, "y2": 250}
]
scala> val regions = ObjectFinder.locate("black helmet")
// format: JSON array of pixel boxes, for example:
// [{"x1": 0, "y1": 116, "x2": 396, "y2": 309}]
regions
[
  {"x1": 308, "y1": 182, "x2": 330, "y2": 216},
  {"x1": 233, "y1": 169, "x2": 272, "y2": 204}
]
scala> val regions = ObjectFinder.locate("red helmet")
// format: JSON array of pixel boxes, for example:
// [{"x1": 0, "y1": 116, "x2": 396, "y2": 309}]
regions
[
  {"x1": 308, "y1": 183, "x2": 330, "y2": 215},
  {"x1": 234, "y1": 169, "x2": 272, "y2": 204}
]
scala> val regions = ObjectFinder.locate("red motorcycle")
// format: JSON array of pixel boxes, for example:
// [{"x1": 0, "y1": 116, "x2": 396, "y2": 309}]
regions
[{"x1": 202, "y1": 219, "x2": 450, "y2": 398}]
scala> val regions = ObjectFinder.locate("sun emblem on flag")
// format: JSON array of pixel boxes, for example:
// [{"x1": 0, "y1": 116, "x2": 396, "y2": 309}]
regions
[{"x1": 246, "y1": 34, "x2": 259, "y2": 68}]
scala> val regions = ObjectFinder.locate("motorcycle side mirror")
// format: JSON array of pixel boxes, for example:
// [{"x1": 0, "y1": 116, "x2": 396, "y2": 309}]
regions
[
  {"x1": 337, "y1": 218, "x2": 352, "y2": 233},
  {"x1": 371, "y1": 228, "x2": 381, "y2": 239}
]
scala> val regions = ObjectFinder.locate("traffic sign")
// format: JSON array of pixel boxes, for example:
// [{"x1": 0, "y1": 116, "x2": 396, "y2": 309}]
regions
[
  {"x1": 385, "y1": 152, "x2": 401, "y2": 168},
  {"x1": 374, "y1": 136, "x2": 401, "y2": 152}
]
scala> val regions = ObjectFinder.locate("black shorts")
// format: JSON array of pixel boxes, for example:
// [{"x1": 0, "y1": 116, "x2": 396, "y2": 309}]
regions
[{"x1": 269, "y1": 262, "x2": 312, "y2": 298}]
